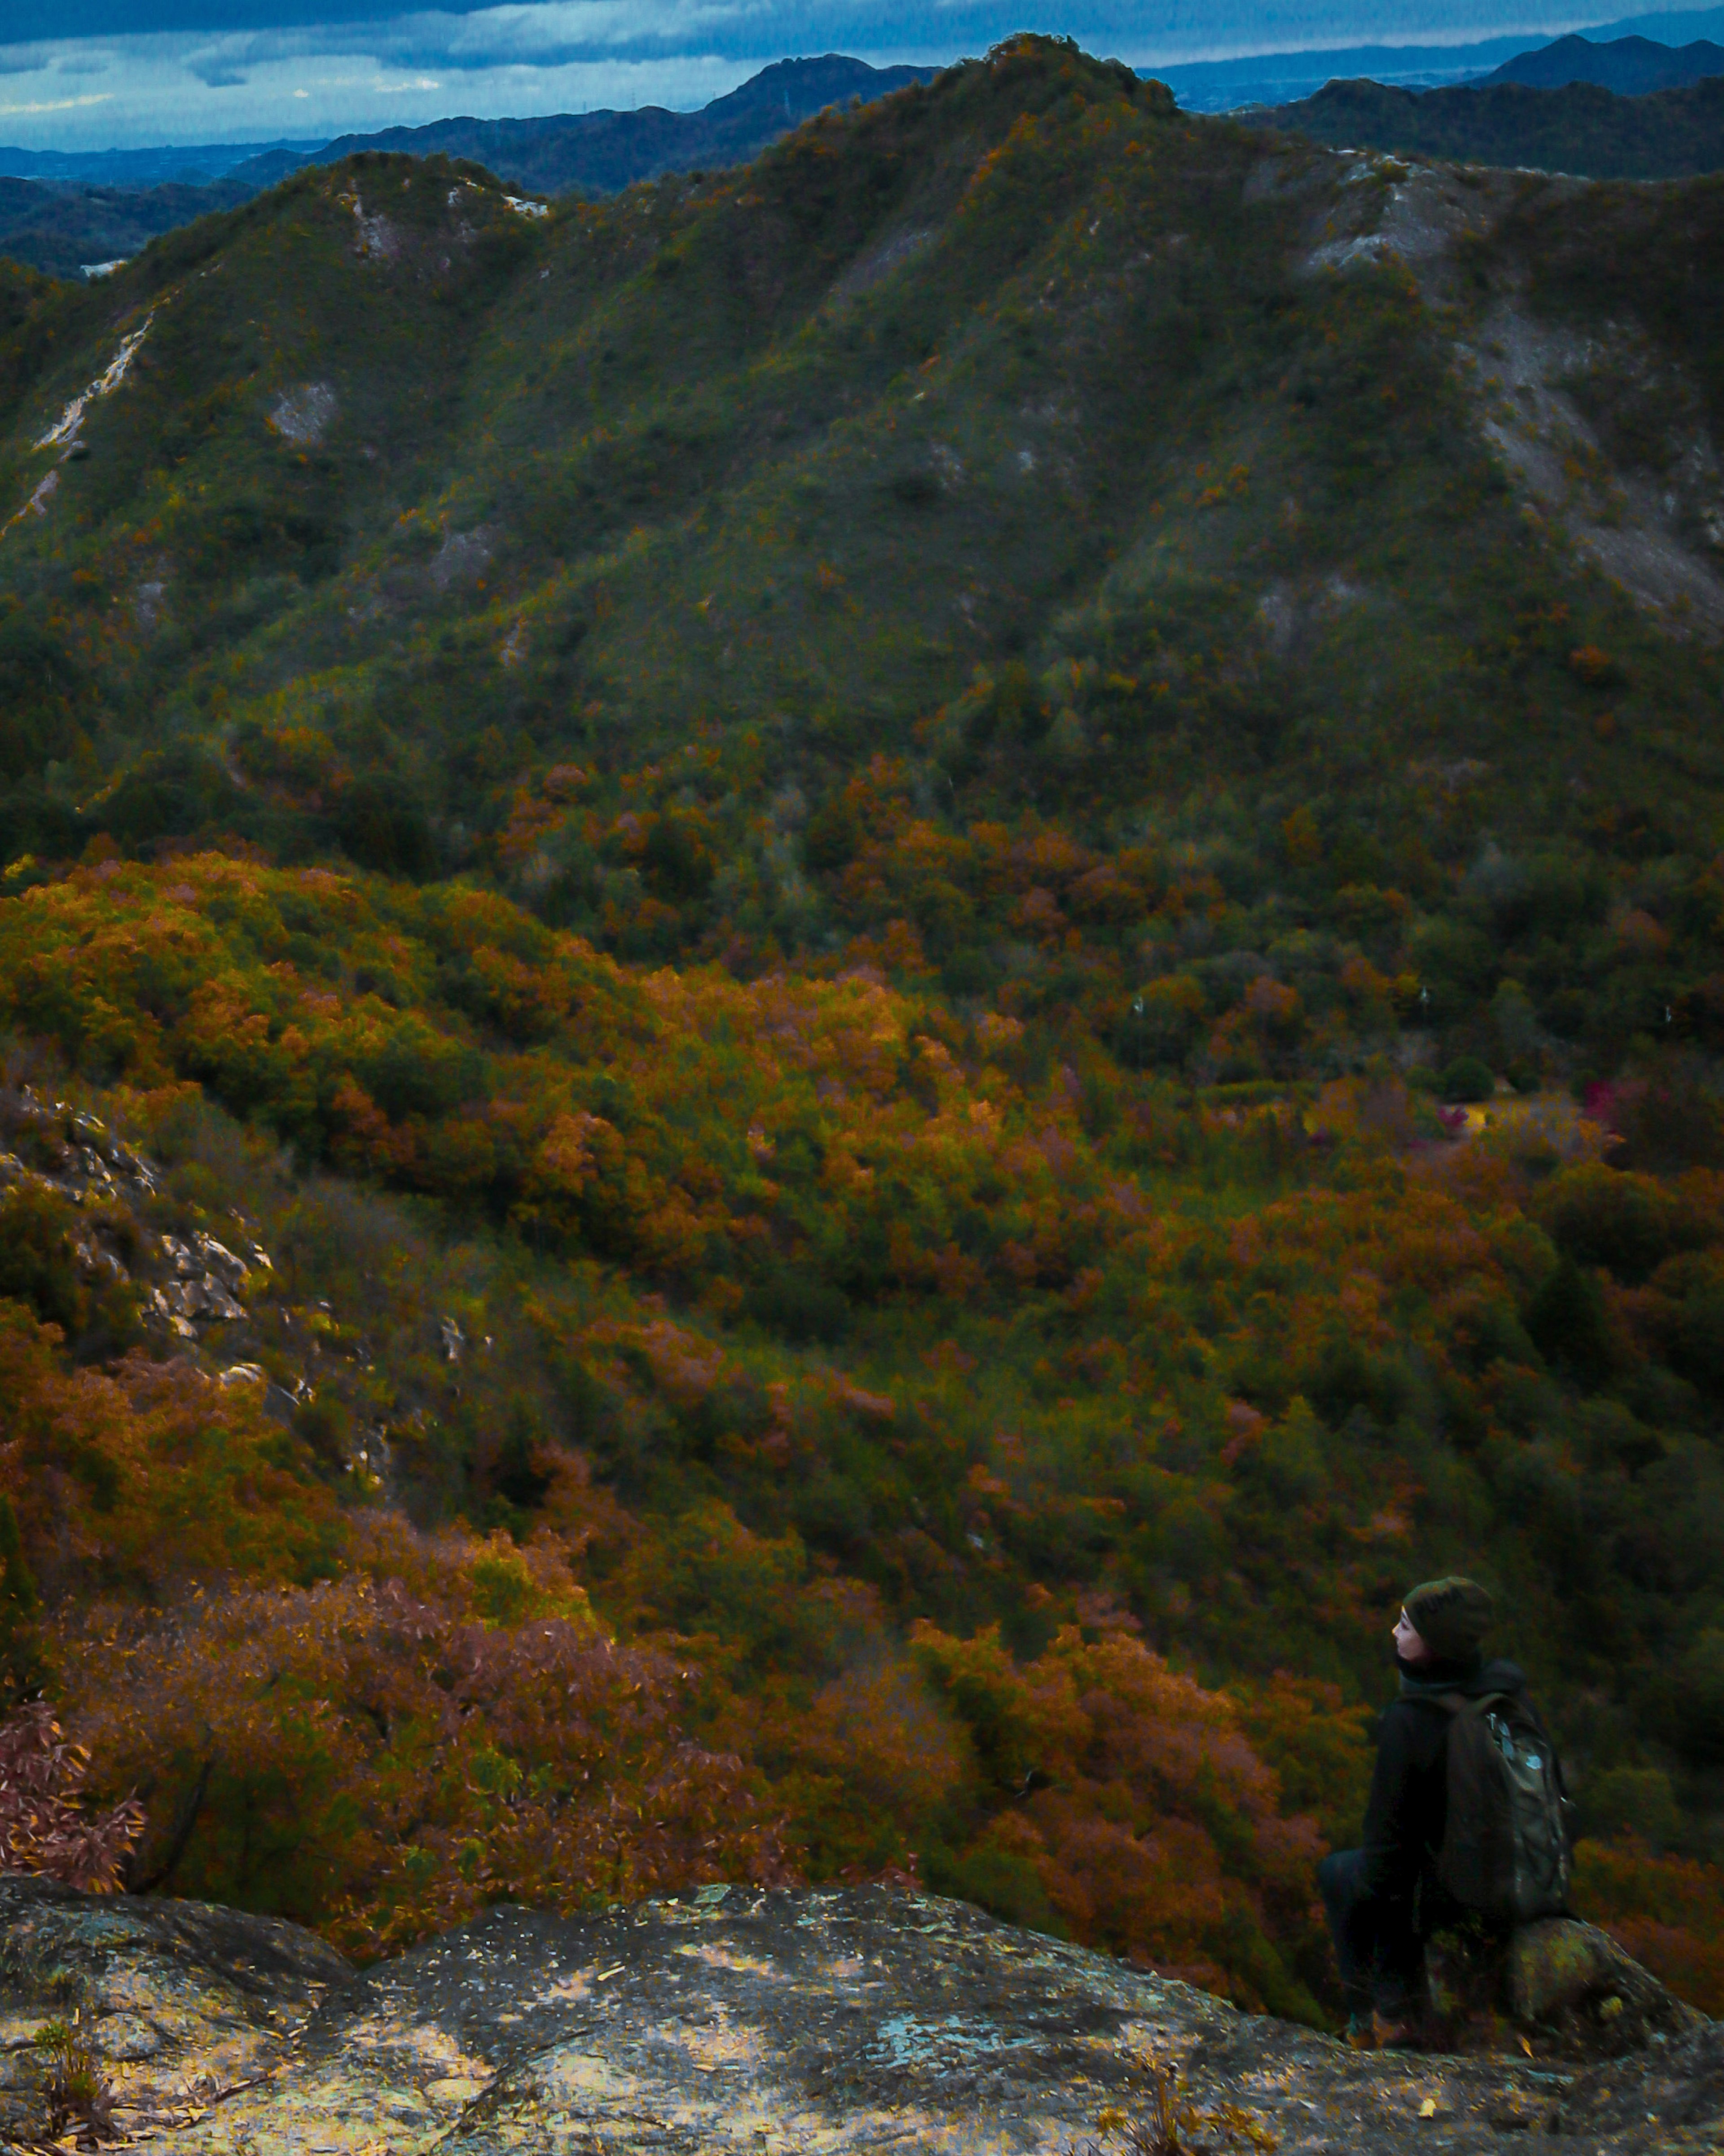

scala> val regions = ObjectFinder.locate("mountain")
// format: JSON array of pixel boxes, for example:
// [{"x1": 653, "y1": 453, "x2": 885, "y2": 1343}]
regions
[
  {"x1": 1, "y1": 37, "x2": 1724, "y2": 2009},
  {"x1": 233, "y1": 55, "x2": 941, "y2": 199},
  {"x1": 0, "y1": 140, "x2": 324, "y2": 187},
  {"x1": 0, "y1": 172, "x2": 262, "y2": 281},
  {"x1": 1488, "y1": 30, "x2": 1724, "y2": 91},
  {"x1": 1598, "y1": 3, "x2": 1724, "y2": 36},
  {"x1": 1113, "y1": 8, "x2": 1724, "y2": 114},
  {"x1": 1148, "y1": 36, "x2": 1524, "y2": 112},
  {"x1": 1271, "y1": 71, "x2": 1724, "y2": 176},
  {"x1": 0, "y1": 58, "x2": 940, "y2": 282}
]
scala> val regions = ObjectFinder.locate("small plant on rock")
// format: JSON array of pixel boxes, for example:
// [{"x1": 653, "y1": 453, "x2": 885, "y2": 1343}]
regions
[
  {"x1": 1095, "y1": 2056, "x2": 1279, "y2": 2155},
  {"x1": 29, "y1": 2016, "x2": 117, "y2": 2148}
]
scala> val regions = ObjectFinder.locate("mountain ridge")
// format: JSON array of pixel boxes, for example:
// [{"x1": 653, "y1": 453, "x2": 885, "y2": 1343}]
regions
[
  {"x1": 1271, "y1": 68, "x2": 1724, "y2": 176},
  {"x1": 234, "y1": 55, "x2": 944, "y2": 198},
  {"x1": 1488, "y1": 28, "x2": 1724, "y2": 91},
  {"x1": 0, "y1": 56, "x2": 942, "y2": 279}
]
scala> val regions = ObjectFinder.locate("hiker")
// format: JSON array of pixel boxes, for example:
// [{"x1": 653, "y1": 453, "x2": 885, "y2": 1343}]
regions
[{"x1": 1318, "y1": 1575, "x2": 1570, "y2": 2048}]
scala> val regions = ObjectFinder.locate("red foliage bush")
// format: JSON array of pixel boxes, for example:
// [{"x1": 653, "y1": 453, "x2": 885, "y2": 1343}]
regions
[
  {"x1": 59, "y1": 1517, "x2": 796, "y2": 1954},
  {"x1": 0, "y1": 1700, "x2": 144, "y2": 1892},
  {"x1": 1572, "y1": 1837, "x2": 1724, "y2": 2017}
]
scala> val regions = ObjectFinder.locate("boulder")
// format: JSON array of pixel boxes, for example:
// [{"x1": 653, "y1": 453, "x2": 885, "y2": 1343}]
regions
[
  {"x1": 1508, "y1": 1917, "x2": 1704, "y2": 2050},
  {"x1": 1424, "y1": 1915, "x2": 1706, "y2": 2062},
  {"x1": 0, "y1": 1876, "x2": 1716, "y2": 2155}
]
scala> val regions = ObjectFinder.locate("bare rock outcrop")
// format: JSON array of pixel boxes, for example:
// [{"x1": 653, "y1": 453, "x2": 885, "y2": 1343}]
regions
[{"x1": 0, "y1": 1878, "x2": 1718, "y2": 2154}]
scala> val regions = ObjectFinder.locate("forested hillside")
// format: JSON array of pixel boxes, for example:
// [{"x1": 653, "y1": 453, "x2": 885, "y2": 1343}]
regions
[
  {"x1": 0, "y1": 58, "x2": 939, "y2": 283},
  {"x1": 2, "y1": 36, "x2": 1724, "y2": 2020},
  {"x1": 0, "y1": 173, "x2": 261, "y2": 283},
  {"x1": 1272, "y1": 71, "x2": 1724, "y2": 179}
]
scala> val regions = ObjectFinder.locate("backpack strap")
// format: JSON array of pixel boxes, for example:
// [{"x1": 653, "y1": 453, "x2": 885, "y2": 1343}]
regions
[
  {"x1": 1434, "y1": 1690, "x2": 1566, "y2": 1788},
  {"x1": 1430, "y1": 1689, "x2": 1511, "y2": 1718}
]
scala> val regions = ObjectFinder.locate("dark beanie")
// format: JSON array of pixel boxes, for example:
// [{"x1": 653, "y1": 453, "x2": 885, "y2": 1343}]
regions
[{"x1": 1403, "y1": 1576, "x2": 1493, "y2": 1662}]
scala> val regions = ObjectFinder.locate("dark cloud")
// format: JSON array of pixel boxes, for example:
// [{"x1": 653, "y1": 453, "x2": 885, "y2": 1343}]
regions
[
  {"x1": 2, "y1": 1, "x2": 501, "y2": 32},
  {"x1": 6, "y1": 0, "x2": 1553, "y2": 61}
]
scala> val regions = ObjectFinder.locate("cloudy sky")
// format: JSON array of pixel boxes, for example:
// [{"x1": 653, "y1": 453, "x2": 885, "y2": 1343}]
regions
[{"x1": 0, "y1": 0, "x2": 1698, "y2": 149}]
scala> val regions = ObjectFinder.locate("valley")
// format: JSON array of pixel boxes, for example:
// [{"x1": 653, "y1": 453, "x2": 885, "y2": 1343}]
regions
[{"x1": 0, "y1": 36, "x2": 1722, "y2": 2025}]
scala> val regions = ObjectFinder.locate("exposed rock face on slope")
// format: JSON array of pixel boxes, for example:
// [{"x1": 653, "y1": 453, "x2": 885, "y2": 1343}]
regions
[
  {"x1": 0, "y1": 1878, "x2": 1719, "y2": 2155},
  {"x1": 1282, "y1": 146, "x2": 1724, "y2": 639}
]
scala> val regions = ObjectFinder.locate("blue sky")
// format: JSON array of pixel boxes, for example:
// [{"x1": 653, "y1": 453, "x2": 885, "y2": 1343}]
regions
[{"x1": 0, "y1": 0, "x2": 1708, "y2": 148}]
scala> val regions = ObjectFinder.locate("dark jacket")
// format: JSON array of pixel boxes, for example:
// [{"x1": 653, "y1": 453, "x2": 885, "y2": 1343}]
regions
[{"x1": 1357, "y1": 1654, "x2": 1528, "y2": 1901}]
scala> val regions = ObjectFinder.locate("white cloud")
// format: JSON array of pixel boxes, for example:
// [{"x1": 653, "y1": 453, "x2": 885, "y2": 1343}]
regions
[{"x1": 0, "y1": 89, "x2": 113, "y2": 115}]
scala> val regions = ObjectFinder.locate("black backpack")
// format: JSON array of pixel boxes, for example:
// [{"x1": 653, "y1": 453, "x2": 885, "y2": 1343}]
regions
[{"x1": 1434, "y1": 1689, "x2": 1571, "y2": 1924}]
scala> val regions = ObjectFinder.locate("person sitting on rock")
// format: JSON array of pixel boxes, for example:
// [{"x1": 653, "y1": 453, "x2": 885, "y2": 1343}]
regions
[{"x1": 1318, "y1": 1574, "x2": 1530, "y2": 2049}]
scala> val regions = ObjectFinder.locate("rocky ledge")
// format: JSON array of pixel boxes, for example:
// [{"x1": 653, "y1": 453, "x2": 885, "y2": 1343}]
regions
[{"x1": 0, "y1": 1877, "x2": 1719, "y2": 2154}]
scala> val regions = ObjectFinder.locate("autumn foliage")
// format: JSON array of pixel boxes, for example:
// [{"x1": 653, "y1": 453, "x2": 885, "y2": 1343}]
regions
[
  {"x1": 0, "y1": 866, "x2": 1721, "y2": 2012},
  {"x1": 910, "y1": 1623, "x2": 1336, "y2": 2018},
  {"x1": 56, "y1": 1520, "x2": 793, "y2": 1954},
  {"x1": 0, "y1": 1701, "x2": 144, "y2": 1892},
  {"x1": 1, "y1": 33, "x2": 1724, "y2": 2034},
  {"x1": 0, "y1": 1297, "x2": 341, "y2": 1596}
]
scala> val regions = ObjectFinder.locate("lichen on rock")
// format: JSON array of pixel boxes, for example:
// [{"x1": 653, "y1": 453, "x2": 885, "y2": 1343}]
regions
[{"x1": 0, "y1": 1878, "x2": 1717, "y2": 2154}]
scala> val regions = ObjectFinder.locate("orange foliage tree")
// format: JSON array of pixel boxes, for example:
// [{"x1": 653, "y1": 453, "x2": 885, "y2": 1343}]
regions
[
  {"x1": 910, "y1": 1623, "x2": 1341, "y2": 2020},
  {"x1": 1572, "y1": 1839, "x2": 1724, "y2": 2017},
  {"x1": 0, "y1": 1300, "x2": 341, "y2": 1600}
]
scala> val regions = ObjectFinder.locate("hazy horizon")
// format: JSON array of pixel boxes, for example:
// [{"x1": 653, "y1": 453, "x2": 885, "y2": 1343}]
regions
[{"x1": 0, "y1": 0, "x2": 1720, "y2": 150}]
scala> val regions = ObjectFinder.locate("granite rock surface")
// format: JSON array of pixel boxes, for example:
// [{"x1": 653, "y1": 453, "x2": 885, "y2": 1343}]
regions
[{"x1": 0, "y1": 1878, "x2": 1719, "y2": 2154}]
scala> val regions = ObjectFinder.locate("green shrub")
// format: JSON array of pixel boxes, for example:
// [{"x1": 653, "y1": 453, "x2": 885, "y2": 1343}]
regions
[
  {"x1": 1537, "y1": 1162, "x2": 1713, "y2": 1283},
  {"x1": 1524, "y1": 1252, "x2": 1615, "y2": 1389},
  {"x1": 1438, "y1": 1056, "x2": 1496, "y2": 1104}
]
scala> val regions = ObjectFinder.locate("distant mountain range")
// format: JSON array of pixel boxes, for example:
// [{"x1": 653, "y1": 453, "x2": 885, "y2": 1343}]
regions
[
  {"x1": 1152, "y1": 35, "x2": 1544, "y2": 112},
  {"x1": 1151, "y1": 5, "x2": 1724, "y2": 110},
  {"x1": 4, "y1": 24, "x2": 1724, "y2": 282},
  {"x1": 0, "y1": 55, "x2": 934, "y2": 279},
  {"x1": 255, "y1": 55, "x2": 940, "y2": 199},
  {"x1": 0, "y1": 173, "x2": 262, "y2": 282},
  {"x1": 1487, "y1": 29, "x2": 1724, "y2": 91},
  {"x1": 0, "y1": 55, "x2": 936, "y2": 206},
  {"x1": 0, "y1": 141, "x2": 321, "y2": 188},
  {"x1": 1272, "y1": 69, "x2": 1724, "y2": 177}
]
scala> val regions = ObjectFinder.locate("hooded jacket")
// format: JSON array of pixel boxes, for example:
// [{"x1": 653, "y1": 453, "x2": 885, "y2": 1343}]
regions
[{"x1": 1357, "y1": 1653, "x2": 1528, "y2": 1902}]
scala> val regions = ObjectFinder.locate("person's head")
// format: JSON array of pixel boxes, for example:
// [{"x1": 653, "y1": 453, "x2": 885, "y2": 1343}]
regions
[
  {"x1": 1393, "y1": 1576, "x2": 1493, "y2": 1668},
  {"x1": 1392, "y1": 1606, "x2": 1431, "y2": 1664}
]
